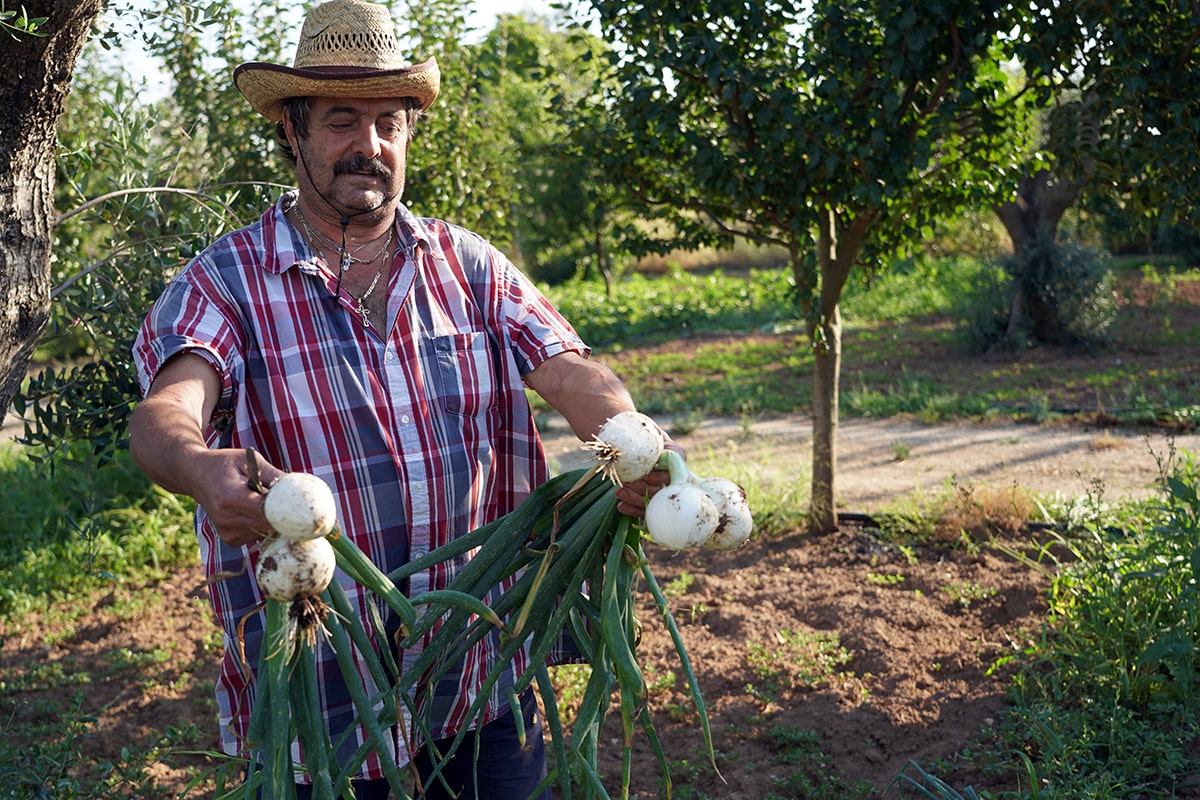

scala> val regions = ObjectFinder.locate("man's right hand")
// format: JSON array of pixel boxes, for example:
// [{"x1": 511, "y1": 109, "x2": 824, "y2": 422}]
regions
[{"x1": 189, "y1": 447, "x2": 286, "y2": 548}]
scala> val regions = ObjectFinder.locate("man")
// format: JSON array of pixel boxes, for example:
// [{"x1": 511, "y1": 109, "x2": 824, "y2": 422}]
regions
[{"x1": 127, "y1": 1, "x2": 674, "y2": 797}]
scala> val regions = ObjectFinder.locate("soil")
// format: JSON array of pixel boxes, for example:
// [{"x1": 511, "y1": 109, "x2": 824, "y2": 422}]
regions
[{"x1": 4, "y1": 412, "x2": 1199, "y2": 798}]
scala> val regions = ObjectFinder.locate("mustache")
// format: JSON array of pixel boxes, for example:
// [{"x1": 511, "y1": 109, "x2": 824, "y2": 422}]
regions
[{"x1": 333, "y1": 154, "x2": 392, "y2": 180}]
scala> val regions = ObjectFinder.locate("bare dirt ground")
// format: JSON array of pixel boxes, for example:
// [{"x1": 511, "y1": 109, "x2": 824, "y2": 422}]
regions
[{"x1": 4, "y1": 412, "x2": 1199, "y2": 797}]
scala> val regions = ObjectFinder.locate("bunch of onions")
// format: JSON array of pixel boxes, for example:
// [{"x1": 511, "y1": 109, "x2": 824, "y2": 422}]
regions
[
  {"x1": 254, "y1": 471, "x2": 339, "y2": 656},
  {"x1": 244, "y1": 414, "x2": 744, "y2": 797},
  {"x1": 255, "y1": 472, "x2": 339, "y2": 602},
  {"x1": 643, "y1": 450, "x2": 754, "y2": 551},
  {"x1": 244, "y1": 471, "x2": 346, "y2": 797}
]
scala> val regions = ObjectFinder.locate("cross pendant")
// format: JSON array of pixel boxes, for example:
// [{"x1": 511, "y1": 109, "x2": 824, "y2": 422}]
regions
[{"x1": 355, "y1": 299, "x2": 373, "y2": 328}]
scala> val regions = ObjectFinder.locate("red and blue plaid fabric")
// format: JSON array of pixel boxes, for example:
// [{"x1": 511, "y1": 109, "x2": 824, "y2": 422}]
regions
[{"x1": 133, "y1": 192, "x2": 588, "y2": 780}]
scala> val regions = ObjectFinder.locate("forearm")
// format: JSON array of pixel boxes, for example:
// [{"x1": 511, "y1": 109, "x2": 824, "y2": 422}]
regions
[
  {"x1": 128, "y1": 353, "x2": 275, "y2": 547},
  {"x1": 558, "y1": 362, "x2": 639, "y2": 442},
  {"x1": 527, "y1": 352, "x2": 680, "y2": 516},
  {"x1": 523, "y1": 353, "x2": 630, "y2": 438},
  {"x1": 128, "y1": 394, "x2": 214, "y2": 498}
]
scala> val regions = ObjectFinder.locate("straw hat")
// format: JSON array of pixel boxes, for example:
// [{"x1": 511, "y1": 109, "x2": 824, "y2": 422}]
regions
[{"x1": 234, "y1": 0, "x2": 440, "y2": 121}]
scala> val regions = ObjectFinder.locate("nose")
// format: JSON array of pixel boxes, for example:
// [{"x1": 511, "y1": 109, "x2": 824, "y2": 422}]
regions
[{"x1": 352, "y1": 120, "x2": 382, "y2": 159}]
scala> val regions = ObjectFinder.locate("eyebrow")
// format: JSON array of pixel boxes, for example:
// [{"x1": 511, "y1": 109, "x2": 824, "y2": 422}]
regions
[{"x1": 322, "y1": 105, "x2": 404, "y2": 119}]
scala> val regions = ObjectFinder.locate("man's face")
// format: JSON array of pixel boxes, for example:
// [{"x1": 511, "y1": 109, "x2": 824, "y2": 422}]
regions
[{"x1": 287, "y1": 97, "x2": 410, "y2": 222}]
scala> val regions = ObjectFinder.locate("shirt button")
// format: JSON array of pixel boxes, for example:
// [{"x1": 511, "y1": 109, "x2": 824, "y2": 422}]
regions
[{"x1": 401, "y1": 414, "x2": 411, "y2": 424}]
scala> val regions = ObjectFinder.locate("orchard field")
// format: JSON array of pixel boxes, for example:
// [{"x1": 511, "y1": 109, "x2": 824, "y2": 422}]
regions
[{"x1": 2, "y1": 260, "x2": 1200, "y2": 798}]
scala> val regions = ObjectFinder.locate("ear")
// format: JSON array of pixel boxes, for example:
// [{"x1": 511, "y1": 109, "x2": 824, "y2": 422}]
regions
[{"x1": 280, "y1": 110, "x2": 300, "y2": 154}]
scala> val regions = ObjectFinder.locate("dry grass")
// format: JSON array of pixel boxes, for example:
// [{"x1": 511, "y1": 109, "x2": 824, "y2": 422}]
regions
[
  {"x1": 1089, "y1": 433, "x2": 1127, "y2": 451},
  {"x1": 934, "y1": 481, "x2": 1041, "y2": 542}
]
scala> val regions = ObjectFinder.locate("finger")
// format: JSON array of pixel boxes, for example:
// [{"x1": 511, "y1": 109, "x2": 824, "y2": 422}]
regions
[{"x1": 615, "y1": 485, "x2": 652, "y2": 518}]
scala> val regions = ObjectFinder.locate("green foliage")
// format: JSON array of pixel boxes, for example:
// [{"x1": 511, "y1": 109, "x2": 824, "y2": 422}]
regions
[
  {"x1": 0, "y1": 695, "x2": 233, "y2": 799},
  {"x1": 545, "y1": 259, "x2": 1200, "y2": 426},
  {"x1": 1018, "y1": 0, "x2": 1200, "y2": 226},
  {"x1": 953, "y1": 260, "x2": 1016, "y2": 353},
  {"x1": 840, "y1": 256, "x2": 996, "y2": 325},
  {"x1": 16, "y1": 4, "x2": 279, "y2": 454},
  {"x1": 15, "y1": 1, "x2": 287, "y2": 465},
  {"x1": 0, "y1": 445, "x2": 196, "y2": 625},
  {"x1": 760, "y1": 726, "x2": 873, "y2": 799},
  {"x1": 955, "y1": 235, "x2": 1120, "y2": 354},
  {"x1": 746, "y1": 629, "x2": 853, "y2": 693},
  {"x1": 984, "y1": 452, "x2": 1200, "y2": 796},
  {"x1": 578, "y1": 0, "x2": 1025, "y2": 294},
  {"x1": 398, "y1": 0, "x2": 620, "y2": 278},
  {"x1": 545, "y1": 266, "x2": 796, "y2": 346},
  {"x1": 1004, "y1": 236, "x2": 1118, "y2": 350}
]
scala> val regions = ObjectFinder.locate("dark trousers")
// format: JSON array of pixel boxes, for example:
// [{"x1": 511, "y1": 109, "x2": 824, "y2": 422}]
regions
[{"x1": 293, "y1": 689, "x2": 552, "y2": 800}]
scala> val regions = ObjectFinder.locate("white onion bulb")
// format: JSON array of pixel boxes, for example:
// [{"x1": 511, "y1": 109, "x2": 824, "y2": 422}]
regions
[
  {"x1": 587, "y1": 411, "x2": 665, "y2": 484},
  {"x1": 255, "y1": 536, "x2": 337, "y2": 602},
  {"x1": 644, "y1": 483, "x2": 719, "y2": 550},
  {"x1": 701, "y1": 477, "x2": 754, "y2": 551},
  {"x1": 263, "y1": 472, "x2": 337, "y2": 541}
]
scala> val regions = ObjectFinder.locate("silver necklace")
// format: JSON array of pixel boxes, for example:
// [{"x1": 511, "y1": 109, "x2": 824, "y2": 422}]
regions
[
  {"x1": 350, "y1": 232, "x2": 394, "y2": 327},
  {"x1": 296, "y1": 207, "x2": 394, "y2": 272}
]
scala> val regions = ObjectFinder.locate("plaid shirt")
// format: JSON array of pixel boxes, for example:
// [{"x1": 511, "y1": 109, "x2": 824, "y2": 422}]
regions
[{"x1": 133, "y1": 192, "x2": 588, "y2": 780}]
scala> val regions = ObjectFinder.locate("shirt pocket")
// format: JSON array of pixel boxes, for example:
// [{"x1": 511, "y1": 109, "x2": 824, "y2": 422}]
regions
[{"x1": 425, "y1": 331, "x2": 499, "y2": 417}]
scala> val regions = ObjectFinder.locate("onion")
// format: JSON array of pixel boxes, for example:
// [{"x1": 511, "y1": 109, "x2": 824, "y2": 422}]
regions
[
  {"x1": 585, "y1": 411, "x2": 665, "y2": 484},
  {"x1": 701, "y1": 477, "x2": 754, "y2": 551},
  {"x1": 263, "y1": 472, "x2": 337, "y2": 541},
  {"x1": 255, "y1": 536, "x2": 337, "y2": 602},
  {"x1": 644, "y1": 483, "x2": 719, "y2": 550}
]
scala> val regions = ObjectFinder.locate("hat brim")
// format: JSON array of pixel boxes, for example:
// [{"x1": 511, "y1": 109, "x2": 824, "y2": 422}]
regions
[{"x1": 234, "y1": 57, "x2": 440, "y2": 121}]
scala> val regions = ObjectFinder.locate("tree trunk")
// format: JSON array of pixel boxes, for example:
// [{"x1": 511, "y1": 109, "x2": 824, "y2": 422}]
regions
[
  {"x1": 806, "y1": 208, "x2": 861, "y2": 535},
  {"x1": 994, "y1": 169, "x2": 1085, "y2": 342},
  {"x1": 0, "y1": 0, "x2": 103, "y2": 419},
  {"x1": 593, "y1": 225, "x2": 614, "y2": 301},
  {"x1": 809, "y1": 303, "x2": 841, "y2": 534}
]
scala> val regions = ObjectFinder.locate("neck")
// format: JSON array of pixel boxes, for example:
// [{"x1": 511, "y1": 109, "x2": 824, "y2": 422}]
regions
[{"x1": 294, "y1": 195, "x2": 394, "y2": 247}]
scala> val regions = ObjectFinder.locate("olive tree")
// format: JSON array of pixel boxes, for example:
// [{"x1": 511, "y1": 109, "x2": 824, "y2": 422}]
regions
[
  {"x1": 0, "y1": 0, "x2": 106, "y2": 420},
  {"x1": 997, "y1": 0, "x2": 1200, "y2": 343},
  {"x1": 578, "y1": 0, "x2": 1026, "y2": 533},
  {"x1": 14, "y1": 0, "x2": 303, "y2": 461}
]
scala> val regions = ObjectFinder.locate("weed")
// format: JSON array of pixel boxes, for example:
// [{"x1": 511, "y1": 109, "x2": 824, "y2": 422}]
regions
[
  {"x1": 941, "y1": 581, "x2": 999, "y2": 609},
  {"x1": 968, "y1": 450, "x2": 1200, "y2": 796},
  {"x1": 663, "y1": 571, "x2": 697, "y2": 598},
  {"x1": 747, "y1": 629, "x2": 854, "y2": 693},
  {"x1": 547, "y1": 663, "x2": 592, "y2": 725},
  {"x1": 671, "y1": 407, "x2": 705, "y2": 436},
  {"x1": 758, "y1": 725, "x2": 874, "y2": 799}
]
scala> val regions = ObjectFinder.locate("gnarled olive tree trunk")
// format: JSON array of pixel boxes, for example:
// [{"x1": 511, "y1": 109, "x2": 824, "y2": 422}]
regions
[
  {"x1": 994, "y1": 169, "x2": 1085, "y2": 343},
  {"x1": 0, "y1": 0, "x2": 104, "y2": 418}
]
